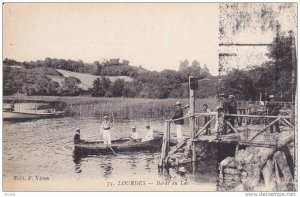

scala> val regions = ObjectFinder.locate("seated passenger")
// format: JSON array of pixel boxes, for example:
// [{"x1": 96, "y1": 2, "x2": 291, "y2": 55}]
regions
[
  {"x1": 130, "y1": 126, "x2": 141, "y2": 141},
  {"x1": 142, "y1": 125, "x2": 154, "y2": 142}
]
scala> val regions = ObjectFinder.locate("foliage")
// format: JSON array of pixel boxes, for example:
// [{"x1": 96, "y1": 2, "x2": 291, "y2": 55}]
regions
[
  {"x1": 57, "y1": 77, "x2": 82, "y2": 96},
  {"x1": 3, "y1": 57, "x2": 214, "y2": 99},
  {"x1": 91, "y1": 77, "x2": 112, "y2": 97},
  {"x1": 222, "y1": 33, "x2": 295, "y2": 102}
]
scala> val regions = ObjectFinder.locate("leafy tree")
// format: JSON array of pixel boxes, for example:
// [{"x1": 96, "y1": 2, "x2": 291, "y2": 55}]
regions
[
  {"x1": 111, "y1": 79, "x2": 125, "y2": 97},
  {"x1": 91, "y1": 77, "x2": 112, "y2": 97},
  {"x1": 57, "y1": 77, "x2": 81, "y2": 96}
]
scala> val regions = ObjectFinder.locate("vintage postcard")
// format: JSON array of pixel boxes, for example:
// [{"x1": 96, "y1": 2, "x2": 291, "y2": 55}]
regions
[{"x1": 2, "y1": 2, "x2": 297, "y2": 192}]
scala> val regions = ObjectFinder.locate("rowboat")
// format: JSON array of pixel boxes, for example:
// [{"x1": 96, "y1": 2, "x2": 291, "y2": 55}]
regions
[
  {"x1": 3, "y1": 111, "x2": 64, "y2": 121},
  {"x1": 74, "y1": 137, "x2": 163, "y2": 155}
]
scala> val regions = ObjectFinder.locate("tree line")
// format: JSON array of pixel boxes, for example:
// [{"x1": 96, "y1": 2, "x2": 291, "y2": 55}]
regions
[
  {"x1": 3, "y1": 58, "x2": 213, "y2": 98},
  {"x1": 4, "y1": 33, "x2": 294, "y2": 101}
]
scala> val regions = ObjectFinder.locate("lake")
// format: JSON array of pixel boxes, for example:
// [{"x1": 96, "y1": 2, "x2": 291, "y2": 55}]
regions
[{"x1": 3, "y1": 117, "x2": 218, "y2": 191}]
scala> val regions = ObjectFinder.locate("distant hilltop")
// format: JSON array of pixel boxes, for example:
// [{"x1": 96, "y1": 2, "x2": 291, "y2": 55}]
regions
[{"x1": 3, "y1": 57, "x2": 214, "y2": 99}]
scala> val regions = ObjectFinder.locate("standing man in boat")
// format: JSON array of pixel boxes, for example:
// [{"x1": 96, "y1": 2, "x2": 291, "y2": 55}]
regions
[
  {"x1": 171, "y1": 101, "x2": 184, "y2": 142},
  {"x1": 74, "y1": 128, "x2": 81, "y2": 144},
  {"x1": 100, "y1": 116, "x2": 112, "y2": 144},
  {"x1": 142, "y1": 125, "x2": 154, "y2": 141}
]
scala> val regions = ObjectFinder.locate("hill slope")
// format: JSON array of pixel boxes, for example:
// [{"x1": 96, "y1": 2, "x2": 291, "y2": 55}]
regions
[{"x1": 49, "y1": 69, "x2": 134, "y2": 90}]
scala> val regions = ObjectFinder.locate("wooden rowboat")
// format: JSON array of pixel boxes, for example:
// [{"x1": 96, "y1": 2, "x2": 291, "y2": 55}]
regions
[
  {"x1": 74, "y1": 137, "x2": 163, "y2": 154},
  {"x1": 3, "y1": 111, "x2": 64, "y2": 121}
]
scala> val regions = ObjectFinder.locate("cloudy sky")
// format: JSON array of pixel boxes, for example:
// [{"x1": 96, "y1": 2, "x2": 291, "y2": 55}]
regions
[{"x1": 3, "y1": 3, "x2": 219, "y2": 75}]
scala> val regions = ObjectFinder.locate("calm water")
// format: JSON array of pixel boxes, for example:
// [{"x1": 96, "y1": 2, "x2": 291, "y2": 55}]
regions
[{"x1": 3, "y1": 117, "x2": 217, "y2": 190}]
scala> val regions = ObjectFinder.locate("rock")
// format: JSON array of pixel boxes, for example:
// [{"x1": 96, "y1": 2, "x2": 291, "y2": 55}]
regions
[
  {"x1": 223, "y1": 167, "x2": 240, "y2": 175},
  {"x1": 220, "y1": 157, "x2": 235, "y2": 167}
]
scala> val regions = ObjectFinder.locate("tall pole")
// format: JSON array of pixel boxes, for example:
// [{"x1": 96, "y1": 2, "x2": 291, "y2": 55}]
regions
[{"x1": 189, "y1": 76, "x2": 196, "y2": 162}]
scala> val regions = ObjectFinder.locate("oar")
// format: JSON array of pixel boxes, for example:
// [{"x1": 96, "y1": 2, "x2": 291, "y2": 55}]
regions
[{"x1": 107, "y1": 144, "x2": 117, "y2": 155}]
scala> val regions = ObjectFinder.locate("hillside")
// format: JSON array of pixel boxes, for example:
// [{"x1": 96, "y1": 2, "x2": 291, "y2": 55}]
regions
[{"x1": 50, "y1": 69, "x2": 134, "y2": 90}]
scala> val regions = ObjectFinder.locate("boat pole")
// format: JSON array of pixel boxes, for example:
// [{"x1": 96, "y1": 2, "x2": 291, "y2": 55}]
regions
[
  {"x1": 189, "y1": 76, "x2": 197, "y2": 162},
  {"x1": 107, "y1": 144, "x2": 117, "y2": 155}
]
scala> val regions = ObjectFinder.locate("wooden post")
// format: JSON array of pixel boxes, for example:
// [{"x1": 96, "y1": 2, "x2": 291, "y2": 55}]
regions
[
  {"x1": 159, "y1": 121, "x2": 170, "y2": 167},
  {"x1": 189, "y1": 76, "x2": 196, "y2": 162}
]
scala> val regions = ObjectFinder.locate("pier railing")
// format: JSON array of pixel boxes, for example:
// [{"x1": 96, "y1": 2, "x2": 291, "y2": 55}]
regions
[
  {"x1": 159, "y1": 112, "x2": 218, "y2": 167},
  {"x1": 223, "y1": 113, "x2": 294, "y2": 147},
  {"x1": 159, "y1": 110, "x2": 294, "y2": 167}
]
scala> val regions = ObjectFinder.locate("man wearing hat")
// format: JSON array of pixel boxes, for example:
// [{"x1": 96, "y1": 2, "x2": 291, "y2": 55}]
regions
[
  {"x1": 100, "y1": 116, "x2": 112, "y2": 144},
  {"x1": 266, "y1": 95, "x2": 281, "y2": 133},
  {"x1": 74, "y1": 128, "x2": 81, "y2": 144},
  {"x1": 224, "y1": 95, "x2": 237, "y2": 134},
  {"x1": 203, "y1": 104, "x2": 212, "y2": 135},
  {"x1": 171, "y1": 101, "x2": 184, "y2": 142}
]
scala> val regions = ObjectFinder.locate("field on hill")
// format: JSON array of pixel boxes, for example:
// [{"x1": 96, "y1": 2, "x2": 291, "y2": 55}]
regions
[{"x1": 49, "y1": 69, "x2": 134, "y2": 90}]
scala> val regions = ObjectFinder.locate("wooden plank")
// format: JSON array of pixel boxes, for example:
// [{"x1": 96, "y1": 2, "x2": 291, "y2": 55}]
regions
[
  {"x1": 282, "y1": 118, "x2": 293, "y2": 128},
  {"x1": 226, "y1": 114, "x2": 291, "y2": 119},
  {"x1": 248, "y1": 117, "x2": 280, "y2": 143},
  {"x1": 224, "y1": 120, "x2": 239, "y2": 134},
  {"x1": 194, "y1": 116, "x2": 216, "y2": 138}
]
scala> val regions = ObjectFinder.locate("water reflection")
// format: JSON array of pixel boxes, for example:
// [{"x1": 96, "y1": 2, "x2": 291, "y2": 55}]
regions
[
  {"x1": 73, "y1": 150, "x2": 82, "y2": 173},
  {"x1": 4, "y1": 117, "x2": 217, "y2": 188},
  {"x1": 128, "y1": 154, "x2": 137, "y2": 170},
  {"x1": 101, "y1": 158, "x2": 113, "y2": 179}
]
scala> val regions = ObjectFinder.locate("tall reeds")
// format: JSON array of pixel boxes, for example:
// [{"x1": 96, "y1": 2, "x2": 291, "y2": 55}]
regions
[{"x1": 3, "y1": 96, "x2": 218, "y2": 119}]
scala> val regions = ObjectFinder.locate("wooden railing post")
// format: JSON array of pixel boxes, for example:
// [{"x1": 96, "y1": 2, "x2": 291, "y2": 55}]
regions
[
  {"x1": 189, "y1": 76, "x2": 196, "y2": 162},
  {"x1": 159, "y1": 121, "x2": 170, "y2": 167}
]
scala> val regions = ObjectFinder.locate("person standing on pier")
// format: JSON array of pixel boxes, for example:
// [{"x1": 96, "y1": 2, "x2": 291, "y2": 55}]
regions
[
  {"x1": 184, "y1": 104, "x2": 191, "y2": 117},
  {"x1": 266, "y1": 95, "x2": 281, "y2": 133},
  {"x1": 224, "y1": 95, "x2": 237, "y2": 134},
  {"x1": 171, "y1": 101, "x2": 184, "y2": 142},
  {"x1": 100, "y1": 116, "x2": 112, "y2": 144},
  {"x1": 203, "y1": 104, "x2": 211, "y2": 135}
]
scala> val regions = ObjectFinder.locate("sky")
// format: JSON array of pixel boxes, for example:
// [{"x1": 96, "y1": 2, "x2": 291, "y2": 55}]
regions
[{"x1": 3, "y1": 3, "x2": 219, "y2": 75}]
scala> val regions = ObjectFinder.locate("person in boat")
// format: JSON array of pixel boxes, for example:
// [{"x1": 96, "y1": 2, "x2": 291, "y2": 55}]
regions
[
  {"x1": 171, "y1": 101, "x2": 184, "y2": 142},
  {"x1": 142, "y1": 125, "x2": 154, "y2": 141},
  {"x1": 203, "y1": 104, "x2": 212, "y2": 135},
  {"x1": 10, "y1": 100, "x2": 15, "y2": 111},
  {"x1": 74, "y1": 128, "x2": 81, "y2": 144},
  {"x1": 100, "y1": 116, "x2": 112, "y2": 145},
  {"x1": 130, "y1": 126, "x2": 141, "y2": 141}
]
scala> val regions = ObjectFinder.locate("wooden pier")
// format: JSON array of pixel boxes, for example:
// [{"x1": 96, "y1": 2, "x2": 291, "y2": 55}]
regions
[{"x1": 159, "y1": 112, "x2": 294, "y2": 166}]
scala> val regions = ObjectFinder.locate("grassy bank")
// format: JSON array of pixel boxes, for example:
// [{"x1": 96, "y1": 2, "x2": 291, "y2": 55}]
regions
[{"x1": 3, "y1": 96, "x2": 218, "y2": 119}]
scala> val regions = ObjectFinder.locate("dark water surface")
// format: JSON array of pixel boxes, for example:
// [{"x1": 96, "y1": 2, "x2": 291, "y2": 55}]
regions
[{"x1": 3, "y1": 117, "x2": 217, "y2": 190}]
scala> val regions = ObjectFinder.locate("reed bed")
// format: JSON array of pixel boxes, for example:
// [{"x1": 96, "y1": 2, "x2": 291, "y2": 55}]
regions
[{"x1": 3, "y1": 96, "x2": 218, "y2": 119}]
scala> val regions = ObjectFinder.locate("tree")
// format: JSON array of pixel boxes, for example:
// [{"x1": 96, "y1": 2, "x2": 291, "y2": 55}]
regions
[
  {"x1": 111, "y1": 79, "x2": 125, "y2": 97},
  {"x1": 223, "y1": 69, "x2": 255, "y2": 100},
  {"x1": 266, "y1": 32, "x2": 295, "y2": 101},
  {"x1": 91, "y1": 77, "x2": 112, "y2": 97},
  {"x1": 57, "y1": 77, "x2": 81, "y2": 96}
]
